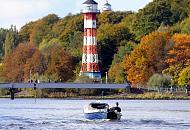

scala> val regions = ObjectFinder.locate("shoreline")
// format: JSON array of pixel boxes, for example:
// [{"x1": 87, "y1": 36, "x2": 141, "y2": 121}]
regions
[
  {"x1": 1, "y1": 94, "x2": 190, "y2": 100},
  {"x1": 1, "y1": 90, "x2": 190, "y2": 100}
]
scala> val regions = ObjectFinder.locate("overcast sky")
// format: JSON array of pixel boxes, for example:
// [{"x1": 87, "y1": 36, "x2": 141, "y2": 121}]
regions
[{"x1": 0, "y1": 0, "x2": 152, "y2": 29}]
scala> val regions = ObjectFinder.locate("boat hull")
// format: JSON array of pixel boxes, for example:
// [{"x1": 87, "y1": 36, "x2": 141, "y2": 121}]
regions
[{"x1": 84, "y1": 112, "x2": 107, "y2": 120}]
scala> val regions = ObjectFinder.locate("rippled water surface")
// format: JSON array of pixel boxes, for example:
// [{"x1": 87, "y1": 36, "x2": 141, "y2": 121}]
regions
[{"x1": 0, "y1": 99, "x2": 190, "y2": 130}]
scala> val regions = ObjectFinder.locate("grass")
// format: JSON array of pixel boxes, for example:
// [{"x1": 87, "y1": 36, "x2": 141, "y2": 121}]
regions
[{"x1": 0, "y1": 90, "x2": 190, "y2": 100}]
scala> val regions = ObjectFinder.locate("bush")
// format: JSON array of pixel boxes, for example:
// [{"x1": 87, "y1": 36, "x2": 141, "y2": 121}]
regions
[{"x1": 147, "y1": 74, "x2": 171, "y2": 88}]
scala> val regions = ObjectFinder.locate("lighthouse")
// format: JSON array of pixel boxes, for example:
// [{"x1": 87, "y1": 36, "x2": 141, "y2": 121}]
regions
[
  {"x1": 81, "y1": 0, "x2": 101, "y2": 80},
  {"x1": 102, "y1": 0, "x2": 112, "y2": 12}
]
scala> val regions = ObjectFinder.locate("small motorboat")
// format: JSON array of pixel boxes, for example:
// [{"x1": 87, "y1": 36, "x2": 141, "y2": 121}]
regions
[{"x1": 84, "y1": 102, "x2": 122, "y2": 120}]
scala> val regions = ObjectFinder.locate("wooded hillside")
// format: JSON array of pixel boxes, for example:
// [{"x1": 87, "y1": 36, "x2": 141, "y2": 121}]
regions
[{"x1": 0, "y1": 0, "x2": 190, "y2": 88}]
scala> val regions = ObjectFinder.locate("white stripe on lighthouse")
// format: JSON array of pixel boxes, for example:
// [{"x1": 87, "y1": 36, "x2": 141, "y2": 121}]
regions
[
  {"x1": 84, "y1": 20, "x2": 96, "y2": 28},
  {"x1": 82, "y1": 54, "x2": 99, "y2": 63},
  {"x1": 83, "y1": 36, "x2": 97, "y2": 46}
]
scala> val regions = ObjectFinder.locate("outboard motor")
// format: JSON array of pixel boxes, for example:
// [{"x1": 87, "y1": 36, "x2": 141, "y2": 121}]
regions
[{"x1": 107, "y1": 102, "x2": 122, "y2": 120}]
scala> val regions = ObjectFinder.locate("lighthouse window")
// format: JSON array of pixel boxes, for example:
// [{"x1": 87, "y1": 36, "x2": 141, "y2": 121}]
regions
[{"x1": 93, "y1": 21, "x2": 95, "y2": 25}]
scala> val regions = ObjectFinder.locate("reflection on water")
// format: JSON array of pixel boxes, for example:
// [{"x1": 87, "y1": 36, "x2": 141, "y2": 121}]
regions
[{"x1": 0, "y1": 99, "x2": 190, "y2": 130}]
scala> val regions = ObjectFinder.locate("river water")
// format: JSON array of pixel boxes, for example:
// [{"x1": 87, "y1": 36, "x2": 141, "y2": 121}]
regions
[{"x1": 0, "y1": 99, "x2": 190, "y2": 130}]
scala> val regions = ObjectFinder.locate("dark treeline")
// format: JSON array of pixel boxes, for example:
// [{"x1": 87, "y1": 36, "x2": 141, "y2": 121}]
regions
[{"x1": 0, "y1": 0, "x2": 190, "y2": 94}]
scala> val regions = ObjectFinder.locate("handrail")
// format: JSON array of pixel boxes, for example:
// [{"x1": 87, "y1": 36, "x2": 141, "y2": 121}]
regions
[{"x1": 0, "y1": 83, "x2": 130, "y2": 89}]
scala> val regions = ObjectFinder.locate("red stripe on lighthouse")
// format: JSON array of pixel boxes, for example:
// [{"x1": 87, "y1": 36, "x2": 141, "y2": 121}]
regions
[
  {"x1": 84, "y1": 14, "x2": 96, "y2": 20},
  {"x1": 84, "y1": 28, "x2": 97, "y2": 37},
  {"x1": 82, "y1": 63, "x2": 100, "y2": 72},
  {"x1": 83, "y1": 45, "x2": 97, "y2": 54}
]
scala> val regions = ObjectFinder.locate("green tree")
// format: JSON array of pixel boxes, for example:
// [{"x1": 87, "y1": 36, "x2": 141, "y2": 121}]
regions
[
  {"x1": 0, "y1": 63, "x2": 6, "y2": 82},
  {"x1": 19, "y1": 21, "x2": 36, "y2": 42},
  {"x1": 184, "y1": 0, "x2": 190, "y2": 12},
  {"x1": 53, "y1": 14, "x2": 83, "y2": 43},
  {"x1": 109, "y1": 41, "x2": 136, "y2": 83},
  {"x1": 39, "y1": 38, "x2": 65, "y2": 51},
  {"x1": 162, "y1": 64, "x2": 183, "y2": 85},
  {"x1": 147, "y1": 74, "x2": 171, "y2": 88},
  {"x1": 97, "y1": 11, "x2": 133, "y2": 25},
  {"x1": 4, "y1": 26, "x2": 19, "y2": 55},
  {"x1": 0, "y1": 28, "x2": 8, "y2": 59},
  {"x1": 30, "y1": 14, "x2": 59, "y2": 46},
  {"x1": 178, "y1": 66, "x2": 190, "y2": 87},
  {"x1": 97, "y1": 23, "x2": 132, "y2": 73},
  {"x1": 181, "y1": 16, "x2": 190, "y2": 34},
  {"x1": 132, "y1": 0, "x2": 189, "y2": 40},
  {"x1": 75, "y1": 75, "x2": 94, "y2": 83}
]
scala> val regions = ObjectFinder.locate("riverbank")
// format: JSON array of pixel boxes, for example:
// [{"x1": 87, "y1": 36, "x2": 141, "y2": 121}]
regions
[{"x1": 1, "y1": 92, "x2": 190, "y2": 100}]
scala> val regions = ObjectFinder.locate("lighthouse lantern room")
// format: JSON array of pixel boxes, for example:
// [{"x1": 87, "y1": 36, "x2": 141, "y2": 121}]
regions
[{"x1": 81, "y1": 0, "x2": 101, "y2": 80}]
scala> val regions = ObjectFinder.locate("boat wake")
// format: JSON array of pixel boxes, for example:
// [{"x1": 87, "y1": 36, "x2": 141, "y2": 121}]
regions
[{"x1": 78, "y1": 119, "x2": 110, "y2": 123}]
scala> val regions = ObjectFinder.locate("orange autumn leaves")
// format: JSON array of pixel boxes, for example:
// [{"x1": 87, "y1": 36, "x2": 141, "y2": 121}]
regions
[
  {"x1": 167, "y1": 34, "x2": 190, "y2": 66},
  {"x1": 1, "y1": 43, "x2": 73, "y2": 82},
  {"x1": 122, "y1": 32, "x2": 190, "y2": 85}
]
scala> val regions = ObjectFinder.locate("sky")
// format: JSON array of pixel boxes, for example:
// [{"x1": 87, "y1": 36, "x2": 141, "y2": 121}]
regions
[{"x1": 0, "y1": 0, "x2": 152, "y2": 30}]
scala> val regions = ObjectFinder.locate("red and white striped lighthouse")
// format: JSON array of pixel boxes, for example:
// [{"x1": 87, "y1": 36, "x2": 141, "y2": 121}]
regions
[{"x1": 81, "y1": 0, "x2": 101, "y2": 80}]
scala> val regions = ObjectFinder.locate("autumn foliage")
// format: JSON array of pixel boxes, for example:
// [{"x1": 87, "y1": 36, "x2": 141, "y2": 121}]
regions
[
  {"x1": 1, "y1": 43, "x2": 73, "y2": 82},
  {"x1": 2, "y1": 43, "x2": 38, "y2": 82},
  {"x1": 0, "y1": 0, "x2": 190, "y2": 88},
  {"x1": 163, "y1": 34, "x2": 190, "y2": 84},
  {"x1": 123, "y1": 32, "x2": 171, "y2": 85},
  {"x1": 166, "y1": 34, "x2": 190, "y2": 66}
]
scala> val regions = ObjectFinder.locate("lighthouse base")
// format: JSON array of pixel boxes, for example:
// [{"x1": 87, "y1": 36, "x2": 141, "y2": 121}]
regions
[{"x1": 80, "y1": 72, "x2": 101, "y2": 81}]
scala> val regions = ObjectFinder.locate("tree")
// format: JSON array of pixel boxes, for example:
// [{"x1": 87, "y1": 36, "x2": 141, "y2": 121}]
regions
[
  {"x1": 30, "y1": 14, "x2": 59, "y2": 46},
  {"x1": 147, "y1": 74, "x2": 171, "y2": 88},
  {"x1": 121, "y1": 13, "x2": 137, "y2": 32},
  {"x1": 24, "y1": 49, "x2": 46, "y2": 81},
  {"x1": 184, "y1": 0, "x2": 190, "y2": 12},
  {"x1": 97, "y1": 11, "x2": 132, "y2": 25},
  {"x1": 4, "y1": 26, "x2": 19, "y2": 55},
  {"x1": 163, "y1": 34, "x2": 190, "y2": 85},
  {"x1": 162, "y1": 64, "x2": 183, "y2": 85},
  {"x1": 0, "y1": 28, "x2": 8, "y2": 59},
  {"x1": 54, "y1": 14, "x2": 83, "y2": 43},
  {"x1": 109, "y1": 41, "x2": 136, "y2": 83},
  {"x1": 178, "y1": 66, "x2": 190, "y2": 87},
  {"x1": 166, "y1": 34, "x2": 190, "y2": 67},
  {"x1": 123, "y1": 32, "x2": 171, "y2": 85},
  {"x1": 19, "y1": 21, "x2": 36, "y2": 42},
  {"x1": 2, "y1": 43, "x2": 41, "y2": 82},
  {"x1": 181, "y1": 16, "x2": 190, "y2": 34},
  {"x1": 0, "y1": 63, "x2": 5, "y2": 82},
  {"x1": 75, "y1": 75, "x2": 94, "y2": 83},
  {"x1": 97, "y1": 23, "x2": 133, "y2": 73},
  {"x1": 44, "y1": 44, "x2": 74, "y2": 81},
  {"x1": 132, "y1": 0, "x2": 189, "y2": 40},
  {"x1": 39, "y1": 38, "x2": 65, "y2": 51}
]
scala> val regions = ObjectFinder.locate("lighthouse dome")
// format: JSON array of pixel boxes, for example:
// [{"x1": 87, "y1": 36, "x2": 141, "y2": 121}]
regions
[{"x1": 83, "y1": 0, "x2": 98, "y2": 5}]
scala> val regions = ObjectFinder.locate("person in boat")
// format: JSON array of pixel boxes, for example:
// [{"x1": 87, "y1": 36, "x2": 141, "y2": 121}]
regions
[
  {"x1": 109, "y1": 102, "x2": 121, "y2": 112},
  {"x1": 115, "y1": 102, "x2": 121, "y2": 112}
]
